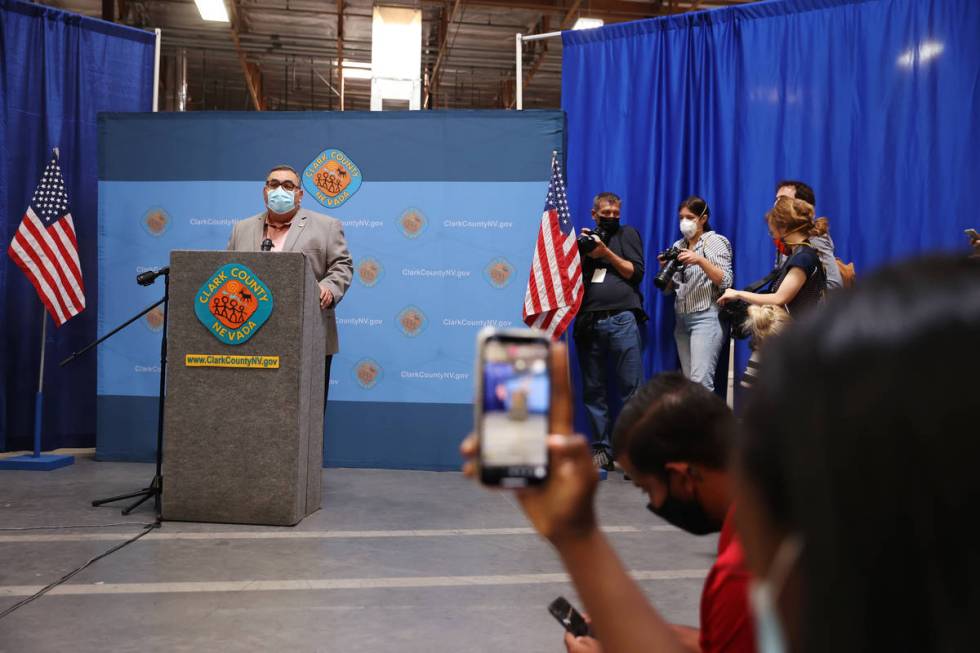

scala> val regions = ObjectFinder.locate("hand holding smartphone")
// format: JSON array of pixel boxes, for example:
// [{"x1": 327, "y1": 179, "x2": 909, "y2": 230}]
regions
[
  {"x1": 548, "y1": 596, "x2": 592, "y2": 638},
  {"x1": 474, "y1": 328, "x2": 551, "y2": 487}
]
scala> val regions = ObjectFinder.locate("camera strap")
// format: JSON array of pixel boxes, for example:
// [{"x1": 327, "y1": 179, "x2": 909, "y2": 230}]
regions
[{"x1": 743, "y1": 267, "x2": 781, "y2": 293}]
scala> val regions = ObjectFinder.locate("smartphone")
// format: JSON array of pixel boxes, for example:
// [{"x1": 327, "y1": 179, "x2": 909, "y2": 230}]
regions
[
  {"x1": 548, "y1": 596, "x2": 591, "y2": 638},
  {"x1": 475, "y1": 328, "x2": 551, "y2": 487}
]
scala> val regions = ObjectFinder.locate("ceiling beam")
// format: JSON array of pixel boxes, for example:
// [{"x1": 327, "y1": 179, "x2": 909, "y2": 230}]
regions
[
  {"x1": 228, "y1": 0, "x2": 265, "y2": 110},
  {"x1": 419, "y1": 0, "x2": 749, "y2": 19},
  {"x1": 419, "y1": 0, "x2": 657, "y2": 20},
  {"x1": 424, "y1": 0, "x2": 463, "y2": 109}
]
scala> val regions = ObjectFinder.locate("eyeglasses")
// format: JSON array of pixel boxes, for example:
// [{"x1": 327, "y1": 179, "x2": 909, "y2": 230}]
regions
[{"x1": 266, "y1": 179, "x2": 299, "y2": 191}]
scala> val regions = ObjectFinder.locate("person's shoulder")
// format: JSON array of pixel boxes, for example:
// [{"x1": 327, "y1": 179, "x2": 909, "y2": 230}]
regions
[
  {"x1": 792, "y1": 245, "x2": 820, "y2": 264},
  {"x1": 810, "y1": 233, "x2": 836, "y2": 253},
  {"x1": 301, "y1": 208, "x2": 338, "y2": 221},
  {"x1": 703, "y1": 531, "x2": 751, "y2": 611},
  {"x1": 704, "y1": 231, "x2": 732, "y2": 252},
  {"x1": 707, "y1": 231, "x2": 731, "y2": 246},
  {"x1": 301, "y1": 209, "x2": 343, "y2": 228},
  {"x1": 233, "y1": 213, "x2": 264, "y2": 230},
  {"x1": 620, "y1": 224, "x2": 642, "y2": 239}
]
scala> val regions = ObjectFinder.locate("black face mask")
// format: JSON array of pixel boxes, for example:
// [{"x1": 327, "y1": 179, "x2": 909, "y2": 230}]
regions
[
  {"x1": 647, "y1": 493, "x2": 719, "y2": 536},
  {"x1": 598, "y1": 218, "x2": 620, "y2": 233}
]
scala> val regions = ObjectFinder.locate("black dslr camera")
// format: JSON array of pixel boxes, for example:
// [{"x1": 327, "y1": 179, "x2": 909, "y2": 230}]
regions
[
  {"x1": 653, "y1": 246, "x2": 684, "y2": 290},
  {"x1": 577, "y1": 226, "x2": 610, "y2": 254}
]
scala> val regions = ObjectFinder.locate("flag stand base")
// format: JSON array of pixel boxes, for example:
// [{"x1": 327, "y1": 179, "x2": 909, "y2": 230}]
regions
[{"x1": 0, "y1": 454, "x2": 75, "y2": 471}]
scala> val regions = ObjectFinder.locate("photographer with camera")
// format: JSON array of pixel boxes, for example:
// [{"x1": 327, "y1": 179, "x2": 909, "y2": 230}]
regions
[
  {"x1": 572, "y1": 192, "x2": 646, "y2": 472},
  {"x1": 655, "y1": 197, "x2": 733, "y2": 392}
]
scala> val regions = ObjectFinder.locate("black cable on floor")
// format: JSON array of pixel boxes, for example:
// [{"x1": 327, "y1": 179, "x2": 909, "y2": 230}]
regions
[
  {"x1": 0, "y1": 522, "x2": 156, "y2": 532},
  {"x1": 0, "y1": 520, "x2": 160, "y2": 621}
]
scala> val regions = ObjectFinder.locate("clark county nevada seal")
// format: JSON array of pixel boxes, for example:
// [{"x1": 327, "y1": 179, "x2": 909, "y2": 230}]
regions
[
  {"x1": 303, "y1": 148, "x2": 363, "y2": 209},
  {"x1": 194, "y1": 263, "x2": 274, "y2": 345}
]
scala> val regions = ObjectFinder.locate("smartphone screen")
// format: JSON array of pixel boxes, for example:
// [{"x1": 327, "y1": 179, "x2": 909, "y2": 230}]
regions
[{"x1": 477, "y1": 330, "x2": 550, "y2": 486}]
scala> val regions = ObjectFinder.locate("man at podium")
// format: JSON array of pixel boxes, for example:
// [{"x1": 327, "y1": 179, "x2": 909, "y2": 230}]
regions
[{"x1": 227, "y1": 164, "x2": 353, "y2": 404}]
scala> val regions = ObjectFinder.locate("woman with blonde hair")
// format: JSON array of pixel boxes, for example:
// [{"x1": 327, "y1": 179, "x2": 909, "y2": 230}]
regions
[
  {"x1": 740, "y1": 304, "x2": 790, "y2": 391},
  {"x1": 719, "y1": 197, "x2": 827, "y2": 315}
]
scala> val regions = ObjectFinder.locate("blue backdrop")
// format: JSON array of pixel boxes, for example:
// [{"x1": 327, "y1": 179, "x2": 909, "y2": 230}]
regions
[
  {"x1": 0, "y1": 0, "x2": 155, "y2": 452},
  {"x1": 97, "y1": 111, "x2": 563, "y2": 469},
  {"x1": 562, "y1": 0, "x2": 980, "y2": 399}
]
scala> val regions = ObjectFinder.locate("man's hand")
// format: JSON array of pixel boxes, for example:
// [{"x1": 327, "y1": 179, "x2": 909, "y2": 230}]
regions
[
  {"x1": 460, "y1": 342, "x2": 599, "y2": 547},
  {"x1": 586, "y1": 238, "x2": 611, "y2": 260},
  {"x1": 565, "y1": 634, "x2": 603, "y2": 653},
  {"x1": 319, "y1": 286, "x2": 333, "y2": 309},
  {"x1": 676, "y1": 250, "x2": 702, "y2": 267}
]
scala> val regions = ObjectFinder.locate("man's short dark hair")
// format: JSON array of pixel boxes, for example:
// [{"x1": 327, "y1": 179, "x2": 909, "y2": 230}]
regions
[
  {"x1": 592, "y1": 192, "x2": 622, "y2": 210},
  {"x1": 775, "y1": 179, "x2": 816, "y2": 206},
  {"x1": 267, "y1": 164, "x2": 300, "y2": 182},
  {"x1": 612, "y1": 372, "x2": 734, "y2": 476}
]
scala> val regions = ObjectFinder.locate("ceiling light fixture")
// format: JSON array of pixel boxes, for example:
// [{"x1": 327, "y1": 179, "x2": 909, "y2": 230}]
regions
[
  {"x1": 371, "y1": 6, "x2": 422, "y2": 109},
  {"x1": 193, "y1": 0, "x2": 229, "y2": 23},
  {"x1": 572, "y1": 17, "x2": 604, "y2": 30}
]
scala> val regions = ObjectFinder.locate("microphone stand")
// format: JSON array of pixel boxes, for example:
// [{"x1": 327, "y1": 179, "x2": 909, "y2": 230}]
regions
[{"x1": 61, "y1": 267, "x2": 170, "y2": 516}]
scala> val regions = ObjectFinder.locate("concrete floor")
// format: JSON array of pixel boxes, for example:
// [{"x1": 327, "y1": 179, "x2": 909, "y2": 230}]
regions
[{"x1": 0, "y1": 458, "x2": 716, "y2": 652}]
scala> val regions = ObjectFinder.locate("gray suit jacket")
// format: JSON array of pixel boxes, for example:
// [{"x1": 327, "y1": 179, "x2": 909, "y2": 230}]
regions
[{"x1": 227, "y1": 209, "x2": 353, "y2": 355}]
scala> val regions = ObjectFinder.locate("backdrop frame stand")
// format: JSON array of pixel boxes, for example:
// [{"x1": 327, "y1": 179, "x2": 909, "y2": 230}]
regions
[{"x1": 515, "y1": 31, "x2": 562, "y2": 111}]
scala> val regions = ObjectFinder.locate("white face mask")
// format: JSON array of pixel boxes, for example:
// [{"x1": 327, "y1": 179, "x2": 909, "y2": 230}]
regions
[
  {"x1": 679, "y1": 218, "x2": 698, "y2": 240},
  {"x1": 749, "y1": 536, "x2": 802, "y2": 653}
]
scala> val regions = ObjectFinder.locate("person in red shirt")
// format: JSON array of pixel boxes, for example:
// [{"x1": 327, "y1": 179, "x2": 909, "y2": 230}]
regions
[{"x1": 462, "y1": 360, "x2": 754, "y2": 653}]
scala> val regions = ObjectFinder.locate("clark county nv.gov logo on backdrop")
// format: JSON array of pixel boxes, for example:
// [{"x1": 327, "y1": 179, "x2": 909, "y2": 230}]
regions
[
  {"x1": 195, "y1": 264, "x2": 274, "y2": 345},
  {"x1": 303, "y1": 148, "x2": 363, "y2": 209}
]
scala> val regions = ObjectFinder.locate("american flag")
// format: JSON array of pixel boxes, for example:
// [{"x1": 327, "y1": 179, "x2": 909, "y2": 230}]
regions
[
  {"x1": 7, "y1": 150, "x2": 86, "y2": 327},
  {"x1": 522, "y1": 153, "x2": 584, "y2": 339}
]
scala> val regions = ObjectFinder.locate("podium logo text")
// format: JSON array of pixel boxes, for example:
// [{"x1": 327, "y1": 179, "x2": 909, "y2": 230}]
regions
[
  {"x1": 185, "y1": 354, "x2": 280, "y2": 369},
  {"x1": 195, "y1": 263, "x2": 274, "y2": 345}
]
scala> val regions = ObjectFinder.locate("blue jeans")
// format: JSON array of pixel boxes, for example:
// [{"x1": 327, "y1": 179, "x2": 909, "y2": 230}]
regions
[
  {"x1": 674, "y1": 305, "x2": 724, "y2": 391},
  {"x1": 575, "y1": 310, "x2": 644, "y2": 456}
]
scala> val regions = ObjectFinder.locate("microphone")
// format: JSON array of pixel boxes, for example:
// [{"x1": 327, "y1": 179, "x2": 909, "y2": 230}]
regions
[
  {"x1": 261, "y1": 239, "x2": 274, "y2": 252},
  {"x1": 137, "y1": 266, "x2": 170, "y2": 286}
]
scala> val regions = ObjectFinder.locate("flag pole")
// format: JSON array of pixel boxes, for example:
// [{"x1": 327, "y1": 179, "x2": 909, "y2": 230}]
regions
[{"x1": 33, "y1": 309, "x2": 48, "y2": 458}]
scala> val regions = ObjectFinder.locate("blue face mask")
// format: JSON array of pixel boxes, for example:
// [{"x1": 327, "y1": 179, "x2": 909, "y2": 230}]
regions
[
  {"x1": 749, "y1": 537, "x2": 802, "y2": 653},
  {"x1": 266, "y1": 187, "x2": 296, "y2": 215}
]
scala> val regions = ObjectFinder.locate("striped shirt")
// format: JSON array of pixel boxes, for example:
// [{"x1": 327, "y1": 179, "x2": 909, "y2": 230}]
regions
[{"x1": 670, "y1": 231, "x2": 734, "y2": 314}]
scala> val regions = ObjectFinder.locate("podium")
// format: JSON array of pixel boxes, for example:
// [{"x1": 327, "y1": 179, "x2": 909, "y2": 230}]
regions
[{"x1": 161, "y1": 251, "x2": 326, "y2": 525}]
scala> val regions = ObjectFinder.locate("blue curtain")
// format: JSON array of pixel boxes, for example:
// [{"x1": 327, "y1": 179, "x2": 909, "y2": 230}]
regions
[
  {"x1": 562, "y1": 0, "x2": 980, "y2": 401},
  {"x1": 0, "y1": 0, "x2": 154, "y2": 451}
]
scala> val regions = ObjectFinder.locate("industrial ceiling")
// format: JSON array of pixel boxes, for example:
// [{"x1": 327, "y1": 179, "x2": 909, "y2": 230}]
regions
[{"x1": 41, "y1": 0, "x2": 758, "y2": 111}]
